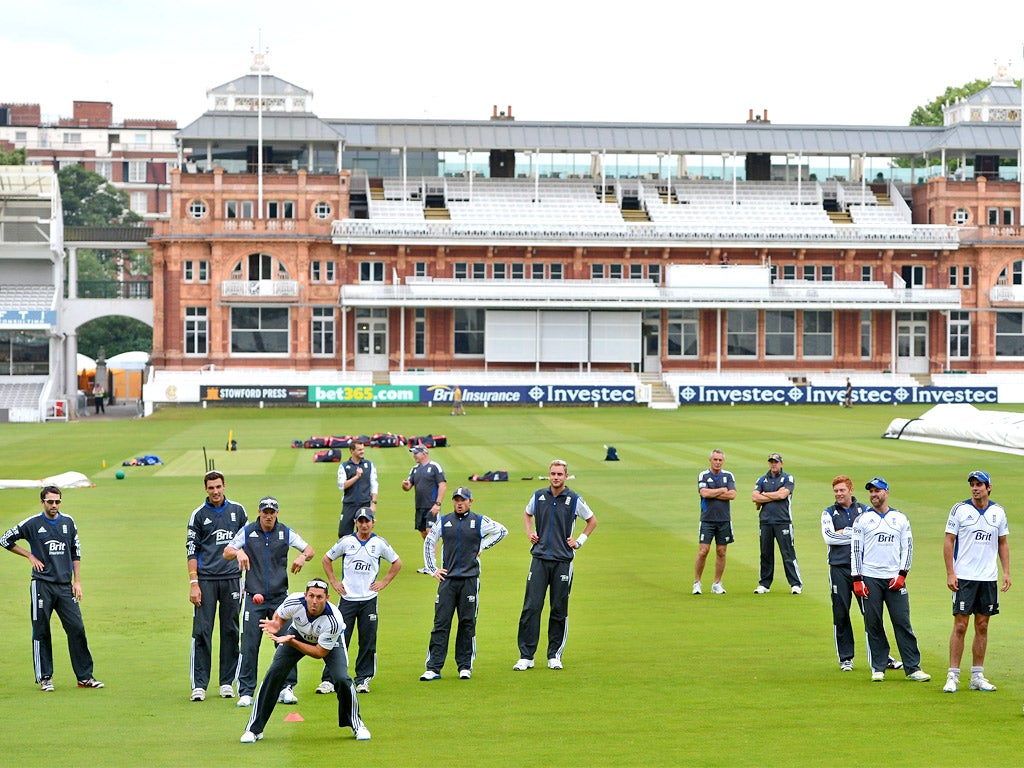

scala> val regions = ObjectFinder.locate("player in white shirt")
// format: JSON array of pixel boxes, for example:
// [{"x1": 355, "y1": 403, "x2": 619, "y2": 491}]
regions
[
  {"x1": 941, "y1": 470, "x2": 1011, "y2": 693},
  {"x1": 240, "y1": 579, "x2": 370, "y2": 743},
  {"x1": 850, "y1": 477, "x2": 930, "y2": 683}
]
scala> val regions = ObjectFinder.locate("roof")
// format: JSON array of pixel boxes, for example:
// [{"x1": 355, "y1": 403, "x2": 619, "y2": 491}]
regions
[
  {"x1": 207, "y1": 74, "x2": 311, "y2": 98},
  {"x1": 177, "y1": 112, "x2": 345, "y2": 142}
]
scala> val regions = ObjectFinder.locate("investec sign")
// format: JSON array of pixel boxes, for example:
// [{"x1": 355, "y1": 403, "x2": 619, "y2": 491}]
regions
[
  {"x1": 308, "y1": 385, "x2": 420, "y2": 403},
  {"x1": 427, "y1": 384, "x2": 640, "y2": 404},
  {"x1": 677, "y1": 385, "x2": 999, "y2": 405}
]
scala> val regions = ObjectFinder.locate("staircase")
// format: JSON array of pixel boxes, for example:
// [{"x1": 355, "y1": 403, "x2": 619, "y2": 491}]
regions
[
  {"x1": 827, "y1": 210, "x2": 853, "y2": 224},
  {"x1": 641, "y1": 373, "x2": 679, "y2": 410},
  {"x1": 621, "y1": 207, "x2": 651, "y2": 222},
  {"x1": 910, "y1": 373, "x2": 931, "y2": 386},
  {"x1": 372, "y1": 370, "x2": 390, "y2": 385},
  {"x1": 423, "y1": 207, "x2": 450, "y2": 220}
]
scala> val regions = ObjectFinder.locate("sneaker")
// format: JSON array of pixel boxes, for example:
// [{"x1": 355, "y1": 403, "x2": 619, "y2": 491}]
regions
[
  {"x1": 354, "y1": 725, "x2": 371, "y2": 741},
  {"x1": 942, "y1": 674, "x2": 959, "y2": 693},
  {"x1": 77, "y1": 677, "x2": 104, "y2": 689},
  {"x1": 419, "y1": 670, "x2": 441, "y2": 681},
  {"x1": 906, "y1": 670, "x2": 931, "y2": 682},
  {"x1": 459, "y1": 669, "x2": 472, "y2": 679},
  {"x1": 40, "y1": 677, "x2": 54, "y2": 692},
  {"x1": 240, "y1": 731, "x2": 263, "y2": 744},
  {"x1": 871, "y1": 671, "x2": 885, "y2": 682},
  {"x1": 970, "y1": 675, "x2": 997, "y2": 692},
  {"x1": 791, "y1": 585, "x2": 802, "y2": 595},
  {"x1": 886, "y1": 657, "x2": 904, "y2": 670},
  {"x1": 356, "y1": 681, "x2": 370, "y2": 693},
  {"x1": 191, "y1": 687, "x2": 206, "y2": 701},
  {"x1": 237, "y1": 695, "x2": 253, "y2": 707},
  {"x1": 754, "y1": 585, "x2": 770, "y2": 594},
  {"x1": 512, "y1": 658, "x2": 535, "y2": 671},
  {"x1": 315, "y1": 681, "x2": 335, "y2": 695},
  {"x1": 692, "y1": 581, "x2": 702, "y2": 595},
  {"x1": 840, "y1": 660, "x2": 854, "y2": 672},
  {"x1": 219, "y1": 684, "x2": 234, "y2": 698},
  {"x1": 711, "y1": 582, "x2": 726, "y2": 594},
  {"x1": 547, "y1": 658, "x2": 563, "y2": 670},
  {"x1": 278, "y1": 686, "x2": 298, "y2": 704}
]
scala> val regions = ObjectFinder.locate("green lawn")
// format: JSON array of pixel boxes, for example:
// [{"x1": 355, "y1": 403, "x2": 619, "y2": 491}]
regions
[{"x1": 1, "y1": 403, "x2": 1021, "y2": 766}]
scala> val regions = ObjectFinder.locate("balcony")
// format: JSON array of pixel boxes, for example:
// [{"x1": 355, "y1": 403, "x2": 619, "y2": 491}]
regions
[
  {"x1": 74, "y1": 280, "x2": 153, "y2": 299},
  {"x1": 990, "y1": 284, "x2": 1024, "y2": 304},
  {"x1": 221, "y1": 280, "x2": 299, "y2": 299}
]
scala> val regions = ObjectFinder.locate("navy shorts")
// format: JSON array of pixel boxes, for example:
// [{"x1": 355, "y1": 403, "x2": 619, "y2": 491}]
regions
[
  {"x1": 699, "y1": 520, "x2": 734, "y2": 546},
  {"x1": 414, "y1": 506, "x2": 438, "y2": 531},
  {"x1": 952, "y1": 579, "x2": 1000, "y2": 616}
]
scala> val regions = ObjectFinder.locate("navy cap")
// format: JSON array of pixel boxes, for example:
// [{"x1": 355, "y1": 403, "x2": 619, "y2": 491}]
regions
[
  {"x1": 409, "y1": 445, "x2": 428, "y2": 455},
  {"x1": 258, "y1": 496, "x2": 279, "y2": 511},
  {"x1": 452, "y1": 486, "x2": 472, "y2": 500},
  {"x1": 968, "y1": 470, "x2": 991, "y2": 485},
  {"x1": 864, "y1": 477, "x2": 889, "y2": 491},
  {"x1": 355, "y1": 506, "x2": 375, "y2": 521},
  {"x1": 767, "y1": 452, "x2": 783, "y2": 462}
]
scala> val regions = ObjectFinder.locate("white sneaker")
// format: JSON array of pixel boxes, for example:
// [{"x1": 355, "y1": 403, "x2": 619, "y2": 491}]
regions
[
  {"x1": 512, "y1": 658, "x2": 534, "y2": 671},
  {"x1": 942, "y1": 674, "x2": 959, "y2": 693},
  {"x1": 906, "y1": 670, "x2": 931, "y2": 682},
  {"x1": 791, "y1": 585, "x2": 802, "y2": 595},
  {"x1": 754, "y1": 585, "x2": 770, "y2": 594},
  {"x1": 547, "y1": 658, "x2": 563, "y2": 670},
  {"x1": 237, "y1": 695, "x2": 253, "y2": 707},
  {"x1": 419, "y1": 670, "x2": 441, "y2": 681},
  {"x1": 190, "y1": 687, "x2": 206, "y2": 702},
  {"x1": 240, "y1": 731, "x2": 263, "y2": 743},
  {"x1": 840, "y1": 660, "x2": 854, "y2": 672},
  {"x1": 315, "y1": 681, "x2": 335, "y2": 694},
  {"x1": 278, "y1": 686, "x2": 298, "y2": 704},
  {"x1": 692, "y1": 581, "x2": 702, "y2": 595},
  {"x1": 417, "y1": 567, "x2": 431, "y2": 575},
  {"x1": 354, "y1": 725, "x2": 371, "y2": 741},
  {"x1": 219, "y1": 684, "x2": 234, "y2": 698},
  {"x1": 355, "y1": 681, "x2": 370, "y2": 693},
  {"x1": 871, "y1": 671, "x2": 885, "y2": 682},
  {"x1": 711, "y1": 582, "x2": 726, "y2": 594},
  {"x1": 970, "y1": 675, "x2": 996, "y2": 691},
  {"x1": 459, "y1": 669, "x2": 472, "y2": 679}
]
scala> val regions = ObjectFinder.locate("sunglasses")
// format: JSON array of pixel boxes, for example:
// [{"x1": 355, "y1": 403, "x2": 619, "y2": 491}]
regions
[
  {"x1": 306, "y1": 579, "x2": 329, "y2": 591},
  {"x1": 43, "y1": 499, "x2": 62, "y2": 504}
]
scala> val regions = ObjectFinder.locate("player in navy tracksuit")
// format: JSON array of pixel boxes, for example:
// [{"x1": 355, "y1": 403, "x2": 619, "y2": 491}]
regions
[
  {"x1": 420, "y1": 487, "x2": 506, "y2": 679},
  {"x1": 337, "y1": 440, "x2": 377, "y2": 537},
  {"x1": 186, "y1": 470, "x2": 247, "y2": 700},
  {"x1": 1, "y1": 485, "x2": 103, "y2": 691},
  {"x1": 514, "y1": 460, "x2": 598, "y2": 671},
  {"x1": 752, "y1": 453, "x2": 802, "y2": 593}
]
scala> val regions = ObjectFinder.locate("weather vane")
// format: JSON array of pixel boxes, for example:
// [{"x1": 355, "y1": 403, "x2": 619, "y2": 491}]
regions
[{"x1": 251, "y1": 30, "x2": 269, "y2": 72}]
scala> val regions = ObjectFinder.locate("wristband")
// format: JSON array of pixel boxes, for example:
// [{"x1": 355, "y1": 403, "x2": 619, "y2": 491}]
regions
[
  {"x1": 576, "y1": 533, "x2": 588, "y2": 548},
  {"x1": 898, "y1": 569, "x2": 908, "y2": 578},
  {"x1": 853, "y1": 575, "x2": 862, "y2": 582},
  {"x1": 189, "y1": 579, "x2": 198, "y2": 585}
]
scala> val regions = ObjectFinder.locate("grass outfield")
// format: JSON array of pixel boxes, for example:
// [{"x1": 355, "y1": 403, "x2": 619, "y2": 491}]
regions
[{"x1": 1, "y1": 403, "x2": 1022, "y2": 766}]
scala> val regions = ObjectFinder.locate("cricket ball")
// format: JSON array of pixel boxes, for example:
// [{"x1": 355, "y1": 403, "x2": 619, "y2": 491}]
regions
[{"x1": 253, "y1": 593, "x2": 264, "y2": 605}]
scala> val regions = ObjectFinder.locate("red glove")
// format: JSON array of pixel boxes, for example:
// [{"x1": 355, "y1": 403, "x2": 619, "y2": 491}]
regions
[
  {"x1": 853, "y1": 578, "x2": 868, "y2": 598},
  {"x1": 888, "y1": 572, "x2": 907, "y2": 591}
]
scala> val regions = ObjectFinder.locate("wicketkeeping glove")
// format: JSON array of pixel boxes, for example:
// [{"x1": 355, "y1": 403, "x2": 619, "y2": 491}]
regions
[
  {"x1": 853, "y1": 577, "x2": 868, "y2": 598},
  {"x1": 888, "y1": 571, "x2": 907, "y2": 591}
]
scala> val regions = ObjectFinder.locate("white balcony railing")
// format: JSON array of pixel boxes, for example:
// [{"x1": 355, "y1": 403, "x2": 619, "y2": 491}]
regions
[{"x1": 220, "y1": 280, "x2": 299, "y2": 298}]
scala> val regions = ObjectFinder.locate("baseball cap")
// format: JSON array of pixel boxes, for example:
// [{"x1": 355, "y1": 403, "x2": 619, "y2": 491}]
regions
[
  {"x1": 968, "y1": 470, "x2": 991, "y2": 485},
  {"x1": 864, "y1": 477, "x2": 889, "y2": 491},
  {"x1": 409, "y1": 445, "x2": 428, "y2": 455},
  {"x1": 355, "y1": 506, "x2": 375, "y2": 521},
  {"x1": 452, "y1": 486, "x2": 472, "y2": 500},
  {"x1": 767, "y1": 452, "x2": 783, "y2": 462},
  {"x1": 258, "y1": 496, "x2": 279, "y2": 512}
]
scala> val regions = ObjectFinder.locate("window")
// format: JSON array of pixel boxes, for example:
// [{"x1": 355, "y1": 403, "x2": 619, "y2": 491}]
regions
[
  {"x1": 998, "y1": 261, "x2": 1024, "y2": 285},
  {"x1": 184, "y1": 307, "x2": 208, "y2": 355},
  {"x1": 492, "y1": 263, "x2": 506, "y2": 280},
  {"x1": 764, "y1": 310, "x2": 795, "y2": 357},
  {"x1": 510, "y1": 262, "x2": 525, "y2": 280},
  {"x1": 128, "y1": 160, "x2": 146, "y2": 183},
  {"x1": 282, "y1": 201, "x2": 295, "y2": 219},
  {"x1": 901, "y1": 265, "x2": 925, "y2": 288},
  {"x1": 14, "y1": 130, "x2": 26, "y2": 144},
  {"x1": 267, "y1": 201, "x2": 279, "y2": 218},
  {"x1": 961, "y1": 265, "x2": 971, "y2": 287},
  {"x1": 531, "y1": 263, "x2": 546, "y2": 280},
  {"x1": 183, "y1": 260, "x2": 208, "y2": 283},
  {"x1": 324, "y1": 261, "x2": 335, "y2": 283},
  {"x1": 310, "y1": 260, "x2": 335, "y2": 283},
  {"x1": 648, "y1": 264, "x2": 660, "y2": 284},
  {"x1": 226, "y1": 201, "x2": 239, "y2": 219},
  {"x1": 861, "y1": 265, "x2": 873, "y2": 282},
  {"x1": 820, "y1": 265, "x2": 834, "y2": 282},
  {"x1": 770, "y1": 265, "x2": 779, "y2": 282},
  {"x1": 591, "y1": 264, "x2": 605, "y2": 279},
  {"x1": 63, "y1": 132, "x2": 81, "y2": 145},
  {"x1": 727, "y1": 310, "x2": 757, "y2": 357},
  {"x1": 188, "y1": 199, "x2": 207, "y2": 219},
  {"x1": 310, "y1": 261, "x2": 321, "y2": 282},
  {"x1": 948, "y1": 266, "x2": 958, "y2": 287},
  {"x1": 130, "y1": 192, "x2": 147, "y2": 214},
  {"x1": 231, "y1": 307, "x2": 289, "y2": 354},
  {"x1": 313, "y1": 201, "x2": 332, "y2": 219},
  {"x1": 949, "y1": 311, "x2": 970, "y2": 359},
  {"x1": 134, "y1": 133, "x2": 148, "y2": 145},
  {"x1": 95, "y1": 161, "x2": 112, "y2": 181},
  {"x1": 311, "y1": 307, "x2": 335, "y2": 356},
  {"x1": 988, "y1": 207, "x2": 999, "y2": 225},
  {"x1": 952, "y1": 207, "x2": 970, "y2": 225},
  {"x1": 802, "y1": 264, "x2": 816, "y2": 281},
  {"x1": 608, "y1": 264, "x2": 623, "y2": 279},
  {"x1": 996, "y1": 312, "x2": 1024, "y2": 357},
  {"x1": 240, "y1": 201, "x2": 254, "y2": 218},
  {"x1": 360, "y1": 261, "x2": 384, "y2": 283},
  {"x1": 414, "y1": 308, "x2": 426, "y2": 356},
  {"x1": 781, "y1": 265, "x2": 796, "y2": 281},
  {"x1": 667, "y1": 309, "x2": 698, "y2": 357},
  {"x1": 198, "y1": 261, "x2": 209, "y2": 282},
  {"x1": 472, "y1": 262, "x2": 487, "y2": 279},
  {"x1": 247, "y1": 253, "x2": 273, "y2": 280},
  {"x1": 1003, "y1": 208, "x2": 1015, "y2": 226},
  {"x1": 549, "y1": 263, "x2": 563, "y2": 280},
  {"x1": 860, "y1": 311, "x2": 872, "y2": 359},
  {"x1": 630, "y1": 263, "x2": 644, "y2": 280},
  {"x1": 454, "y1": 308, "x2": 484, "y2": 355},
  {"x1": 453, "y1": 262, "x2": 468, "y2": 279},
  {"x1": 802, "y1": 311, "x2": 833, "y2": 358},
  {"x1": 414, "y1": 261, "x2": 428, "y2": 278}
]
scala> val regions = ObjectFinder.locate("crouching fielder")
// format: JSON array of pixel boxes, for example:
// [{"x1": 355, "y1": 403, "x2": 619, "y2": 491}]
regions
[{"x1": 240, "y1": 579, "x2": 370, "y2": 743}]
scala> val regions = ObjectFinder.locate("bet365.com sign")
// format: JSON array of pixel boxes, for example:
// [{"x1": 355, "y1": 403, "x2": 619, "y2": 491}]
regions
[{"x1": 308, "y1": 385, "x2": 420, "y2": 403}]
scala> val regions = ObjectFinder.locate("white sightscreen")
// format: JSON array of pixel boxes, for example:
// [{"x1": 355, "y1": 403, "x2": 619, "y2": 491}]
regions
[
  {"x1": 485, "y1": 311, "x2": 537, "y2": 362},
  {"x1": 590, "y1": 311, "x2": 641, "y2": 363},
  {"x1": 539, "y1": 311, "x2": 588, "y2": 362},
  {"x1": 483, "y1": 310, "x2": 641, "y2": 363}
]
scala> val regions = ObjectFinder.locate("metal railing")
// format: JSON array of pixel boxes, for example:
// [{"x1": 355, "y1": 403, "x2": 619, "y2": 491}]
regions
[{"x1": 73, "y1": 280, "x2": 153, "y2": 299}]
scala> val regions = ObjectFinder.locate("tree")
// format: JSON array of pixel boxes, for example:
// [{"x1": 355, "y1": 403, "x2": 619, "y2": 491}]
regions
[
  {"x1": 0, "y1": 147, "x2": 27, "y2": 165},
  {"x1": 57, "y1": 164, "x2": 142, "y2": 226},
  {"x1": 77, "y1": 317, "x2": 152, "y2": 360}
]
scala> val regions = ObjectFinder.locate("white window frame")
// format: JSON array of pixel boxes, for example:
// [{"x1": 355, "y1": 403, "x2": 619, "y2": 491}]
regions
[{"x1": 184, "y1": 307, "x2": 208, "y2": 355}]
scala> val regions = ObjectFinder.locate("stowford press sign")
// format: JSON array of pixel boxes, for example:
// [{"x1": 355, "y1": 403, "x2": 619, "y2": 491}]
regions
[
  {"x1": 676, "y1": 384, "x2": 999, "y2": 405},
  {"x1": 201, "y1": 386, "x2": 308, "y2": 402}
]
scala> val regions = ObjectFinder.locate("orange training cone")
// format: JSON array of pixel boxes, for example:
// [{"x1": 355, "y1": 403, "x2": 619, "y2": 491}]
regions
[{"x1": 283, "y1": 712, "x2": 304, "y2": 722}]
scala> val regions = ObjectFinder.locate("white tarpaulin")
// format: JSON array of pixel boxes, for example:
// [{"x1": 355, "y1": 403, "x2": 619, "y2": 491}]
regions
[
  {"x1": 883, "y1": 404, "x2": 1024, "y2": 455},
  {"x1": 0, "y1": 471, "x2": 94, "y2": 490}
]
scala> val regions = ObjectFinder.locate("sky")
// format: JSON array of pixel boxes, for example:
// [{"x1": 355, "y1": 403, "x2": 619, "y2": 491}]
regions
[{"x1": 2, "y1": 0, "x2": 1022, "y2": 129}]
